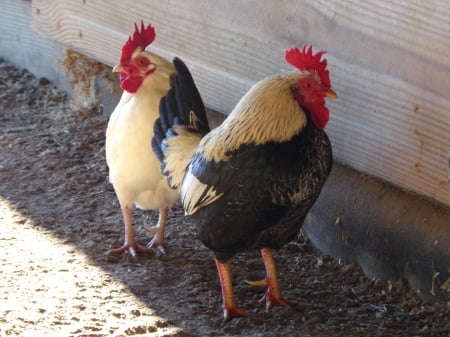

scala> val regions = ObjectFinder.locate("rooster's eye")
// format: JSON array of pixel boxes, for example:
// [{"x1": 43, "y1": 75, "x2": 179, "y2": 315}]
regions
[{"x1": 135, "y1": 57, "x2": 150, "y2": 67}]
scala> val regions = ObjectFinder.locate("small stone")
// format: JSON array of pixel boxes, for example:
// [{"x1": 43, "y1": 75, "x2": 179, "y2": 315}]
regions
[{"x1": 38, "y1": 77, "x2": 50, "y2": 85}]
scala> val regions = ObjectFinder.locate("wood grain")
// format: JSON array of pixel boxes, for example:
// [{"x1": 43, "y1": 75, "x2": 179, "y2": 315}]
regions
[
  {"x1": 0, "y1": 0, "x2": 71, "y2": 92},
  {"x1": 31, "y1": 0, "x2": 450, "y2": 207}
]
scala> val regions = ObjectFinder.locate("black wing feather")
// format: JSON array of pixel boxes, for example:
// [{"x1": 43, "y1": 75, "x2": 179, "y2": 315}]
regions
[{"x1": 192, "y1": 126, "x2": 332, "y2": 261}]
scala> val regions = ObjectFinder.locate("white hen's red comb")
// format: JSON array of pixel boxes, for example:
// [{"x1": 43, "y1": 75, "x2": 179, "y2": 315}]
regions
[{"x1": 120, "y1": 21, "x2": 156, "y2": 64}]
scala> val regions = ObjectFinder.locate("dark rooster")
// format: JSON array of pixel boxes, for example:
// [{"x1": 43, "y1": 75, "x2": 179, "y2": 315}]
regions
[{"x1": 152, "y1": 47, "x2": 337, "y2": 321}]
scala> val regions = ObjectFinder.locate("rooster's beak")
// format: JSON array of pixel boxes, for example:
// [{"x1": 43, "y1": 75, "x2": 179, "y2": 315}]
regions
[
  {"x1": 112, "y1": 64, "x2": 123, "y2": 73},
  {"x1": 325, "y1": 89, "x2": 338, "y2": 99}
]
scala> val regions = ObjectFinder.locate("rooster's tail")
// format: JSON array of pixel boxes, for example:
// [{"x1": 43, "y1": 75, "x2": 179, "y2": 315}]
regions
[{"x1": 152, "y1": 57, "x2": 210, "y2": 189}]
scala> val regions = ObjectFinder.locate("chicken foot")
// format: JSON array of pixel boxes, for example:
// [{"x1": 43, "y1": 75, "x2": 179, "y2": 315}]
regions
[
  {"x1": 106, "y1": 204, "x2": 155, "y2": 260},
  {"x1": 246, "y1": 248, "x2": 297, "y2": 310},
  {"x1": 215, "y1": 260, "x2": 250, "y2": 323},
  {"x1": 145, "y1": 206, "x2": 169, "y2": 254}
]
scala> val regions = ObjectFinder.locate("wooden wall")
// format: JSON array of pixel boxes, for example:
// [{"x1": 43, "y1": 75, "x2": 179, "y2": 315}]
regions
[
  {"x1": 0, "y1": 0, "x2": 71, "y2": 92},
  {"x1": 31, "y1": 0, "x2": 450, "y2": 207}
]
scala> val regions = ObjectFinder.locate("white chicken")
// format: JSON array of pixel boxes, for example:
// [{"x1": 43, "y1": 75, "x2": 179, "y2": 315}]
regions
[{"x1": 105, "y1": 22, "x2": 178, "y2": 259}]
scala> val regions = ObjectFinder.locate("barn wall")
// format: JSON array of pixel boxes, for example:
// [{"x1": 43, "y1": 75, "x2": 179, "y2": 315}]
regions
[
  {"x1": 28, "y1": 0, "x2": 450, "y2": 208},
  {"x1": 0, "y1": 0, "x2": 71, "y2": 93}
]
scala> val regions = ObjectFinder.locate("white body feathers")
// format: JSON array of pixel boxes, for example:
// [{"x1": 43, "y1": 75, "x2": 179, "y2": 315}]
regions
[{"x1": 106, "y1": 59, "x2": 179, "y2": 211}]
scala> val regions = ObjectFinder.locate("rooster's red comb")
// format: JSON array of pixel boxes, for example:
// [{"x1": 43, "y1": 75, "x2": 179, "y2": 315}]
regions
[
  {"x1": 285, "y1": 45, "x2": 331, "y2": 89},
  {"x1": 120, "y1": 21, "x2": 156, "y2": 64}
]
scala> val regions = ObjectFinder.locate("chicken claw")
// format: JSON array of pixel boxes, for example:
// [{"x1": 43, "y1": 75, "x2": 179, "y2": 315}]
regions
[
  {"x1": 145, "y1": 207, "x2": 169, "y2": 254},
  {"x1": 145, "y1": 230, "x2": 167, "y2": 254},
  {"x1": 106, "y1": 242, "x2": 154, "y2": 261},
  {"x1": 247, "y1": 249, "x2": 297, "y2": 310},
  {"x1": 106, "y1": 205, "x2": 154, "y2": 261},
  {"x1": 223, "y1": 306, "x2": 250, "y2": 324}
]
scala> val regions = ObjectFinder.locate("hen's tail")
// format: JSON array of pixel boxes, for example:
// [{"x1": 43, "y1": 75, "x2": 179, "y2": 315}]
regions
[{"x1": 152, "y1": 57, "x2": 210, "y2": 189}]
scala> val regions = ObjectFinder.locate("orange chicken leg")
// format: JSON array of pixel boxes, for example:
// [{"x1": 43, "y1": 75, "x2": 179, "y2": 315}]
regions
[
  {"x1": 247, "y1": 248, "x2": 297, "y2": 309},
  {"x1": 215, "y1": 260, "x2": 250, "y2": 322}
]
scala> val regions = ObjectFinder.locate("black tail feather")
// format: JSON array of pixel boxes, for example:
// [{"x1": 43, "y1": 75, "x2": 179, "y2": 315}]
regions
[
  {"x1": 172, "y1": 57, "x2": 210, "y2": 135},
  {"x1": 152, "y1": 57, "x2": 210, "y2": 165}
]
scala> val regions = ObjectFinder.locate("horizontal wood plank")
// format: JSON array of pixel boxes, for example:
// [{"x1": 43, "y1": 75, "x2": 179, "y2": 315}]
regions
[{"x1": 31, "y1": 0, "x2": 450, "y2": 207}]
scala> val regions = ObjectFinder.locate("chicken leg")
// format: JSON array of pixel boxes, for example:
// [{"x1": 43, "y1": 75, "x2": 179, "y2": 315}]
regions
[
  {"x1": 247, "y1": 248, "x2": 297, "y2": 309},
  {"x1": 106, "y1": 204, "x2": 154, "y2": 260},
  {"x1": 215, "y1": 260, "x2": 250, "y2": 322},
  {"x1": 145, "y1": 206, "x2": 169, "y2": 254}
]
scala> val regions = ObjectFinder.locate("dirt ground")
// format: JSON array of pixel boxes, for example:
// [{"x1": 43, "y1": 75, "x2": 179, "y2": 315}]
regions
[{"x1": 0, "y1": 60, "x2": 449, "y2": 337}]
